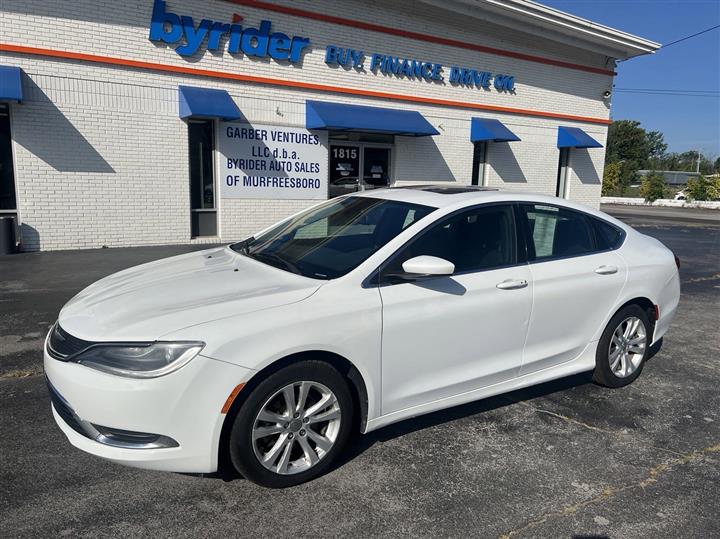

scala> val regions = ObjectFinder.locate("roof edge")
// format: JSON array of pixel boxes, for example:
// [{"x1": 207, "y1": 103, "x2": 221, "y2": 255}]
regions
[{"x1": 431, "y1": 0, "x2": 661, "y2": 59}]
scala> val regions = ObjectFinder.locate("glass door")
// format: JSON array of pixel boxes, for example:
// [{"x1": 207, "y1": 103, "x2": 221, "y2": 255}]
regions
[
  {"x1": 362, "y1": 147, "x2": 391, "y2": 191},
  {"x1": 329, "y1": 144, "x2": 360, "y2": 198},
  {"x1": 328, "y1": 143, "x2": 393, "y2": 198}
]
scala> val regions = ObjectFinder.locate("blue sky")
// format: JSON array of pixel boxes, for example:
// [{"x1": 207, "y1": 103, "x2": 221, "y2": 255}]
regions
[{"x1": 543, "y1": 0, "x2": 720, "y2": 156}]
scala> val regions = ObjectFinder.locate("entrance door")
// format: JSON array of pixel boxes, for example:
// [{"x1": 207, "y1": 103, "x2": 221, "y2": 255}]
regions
[
  {"x1": 329, "y1": 143, "x2": 392, "y2": 198},
  {"x1": 362, "y1": 147, "x2": 391, "y2": 191},
  {"x1": 329, "y1": 144, "x2": 360, "y2": 198}
]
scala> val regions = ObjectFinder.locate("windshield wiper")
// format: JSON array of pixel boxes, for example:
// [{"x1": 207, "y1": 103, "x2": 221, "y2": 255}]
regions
[
  {"x1": 231, "y1": 236, "x2": 255, "y2": 255},
  {"x1": 248, "y1": 251, "x2": 302, "y2": 275}
]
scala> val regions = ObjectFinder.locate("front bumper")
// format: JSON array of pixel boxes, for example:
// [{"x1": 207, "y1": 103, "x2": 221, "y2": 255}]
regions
[{"x1": 44, "y1": 347, "x2": 253, "y2": 473}]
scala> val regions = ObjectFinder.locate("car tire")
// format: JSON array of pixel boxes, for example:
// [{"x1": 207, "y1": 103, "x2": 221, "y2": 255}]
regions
[
  {"x1": 593, "y1": 304, "x2": 652, "y2": 388},
  {"x1": 229, "y1": 360, "x2": 354, "y2": 488}
]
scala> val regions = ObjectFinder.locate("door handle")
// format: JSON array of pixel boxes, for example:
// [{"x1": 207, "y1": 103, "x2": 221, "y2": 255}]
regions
[
  {"x1": 595, "y1": 265, "x2": 618, "y2": 275},
  {"x1": 496, "y1": 279, "x2": 528, "y2": 290}
]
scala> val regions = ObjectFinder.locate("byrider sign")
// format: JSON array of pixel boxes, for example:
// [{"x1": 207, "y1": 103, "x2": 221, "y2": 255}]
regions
[{"x1": 149, "y1": 0, "x2": 310, "y2": 62}]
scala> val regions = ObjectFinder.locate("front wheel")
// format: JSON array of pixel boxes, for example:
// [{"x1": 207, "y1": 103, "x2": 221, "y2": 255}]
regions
[
  {"x1": 229, "y1": 361, "x2": 353, "y2": 488},
  {"x1": 593, "y1": 305, "x2": 652, "y2": 388}
]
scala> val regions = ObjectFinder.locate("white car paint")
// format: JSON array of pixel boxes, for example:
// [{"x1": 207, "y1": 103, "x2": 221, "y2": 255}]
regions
[{"x1": 45, "y1": 188, "x2": 680, "y2": 473}]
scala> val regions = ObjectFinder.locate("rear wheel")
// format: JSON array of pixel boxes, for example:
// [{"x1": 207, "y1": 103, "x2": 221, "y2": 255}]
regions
[
  {"x1": 229, "y1": 361, "x2": 353, "y2": 488},
  {"x1": 593, "y1": 305, "x2": 651, "y2": 388}
]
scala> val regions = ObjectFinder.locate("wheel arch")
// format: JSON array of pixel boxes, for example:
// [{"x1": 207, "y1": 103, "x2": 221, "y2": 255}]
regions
[
  {"x1": 618, "y1": 296, "x2": 656, "y2": 323},
  {"x1": 217, "y1": 350, "x2": 369, "y2": 476},
  {"x1": 607, "y1": 296, "x2": 657, "y2": 337}
]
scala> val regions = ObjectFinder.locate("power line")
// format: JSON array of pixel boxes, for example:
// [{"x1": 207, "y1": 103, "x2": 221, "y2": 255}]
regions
[
  {"x1": 661, "y1": 24, "x2": 720, "y2": 49},
  {"x1": 614, "y1": 87, "x2": 719, "y2": 94},
  {"x1": 613, "y1": 90, "x2": 719, "y2": 97}
]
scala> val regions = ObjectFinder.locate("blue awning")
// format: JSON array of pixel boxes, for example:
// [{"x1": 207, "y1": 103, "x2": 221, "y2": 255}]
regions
[
  {"x1": 557, "y1": 126, "x2": 603, "y2": 148},
  {"x1": 178, "y1": 85, "x2": 241, "y2": 120},
  {"x1": 306, "y1": 100, "x2": 439, "y2": 136},
  {"x1": 0, "y1": 66, "x2": 23, "y2": 103},
  {"x1": 470, "y1": 118, "x2": 520, "y2": 142}
]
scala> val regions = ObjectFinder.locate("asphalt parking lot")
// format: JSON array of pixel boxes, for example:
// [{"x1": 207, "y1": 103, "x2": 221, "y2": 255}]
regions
[{"x1": 1, "y1": 205, "x2": 718, "y2": 538}]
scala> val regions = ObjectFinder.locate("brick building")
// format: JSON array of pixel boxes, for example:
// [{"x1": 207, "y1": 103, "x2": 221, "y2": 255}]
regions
[{"x1": 0, "y1": 0, "x2": 658, "y2": 251}]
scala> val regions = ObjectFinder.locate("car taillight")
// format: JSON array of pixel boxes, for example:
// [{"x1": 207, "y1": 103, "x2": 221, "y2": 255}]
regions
[{"x1": 674, "y1": 254, "x2": 680, "y2": 270}]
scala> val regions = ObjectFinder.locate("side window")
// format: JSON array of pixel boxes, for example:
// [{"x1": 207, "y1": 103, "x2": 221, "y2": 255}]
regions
[
  {"x1": 520, "y1": 204, "x2": 596, "y2": 260},
  {"x1": 592, "y1": 218, "x2": 624, "y2": 250},
  {"x1": 383, "y1": 204, "x2": 516, "y2": 278}
]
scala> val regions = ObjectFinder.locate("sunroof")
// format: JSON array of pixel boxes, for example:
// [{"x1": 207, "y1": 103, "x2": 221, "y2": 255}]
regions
[{"x1": 393, "y1": 185, "x2": 499, "y2": 194}]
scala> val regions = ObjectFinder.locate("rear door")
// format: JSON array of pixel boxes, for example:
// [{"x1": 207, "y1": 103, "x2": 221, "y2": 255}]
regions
[
  {"x1": 379, "y1": 204, "x2": 532, "y2": 415},
  {"x1": 517, "y1": 203, "x2": 628, "y2": 374}
]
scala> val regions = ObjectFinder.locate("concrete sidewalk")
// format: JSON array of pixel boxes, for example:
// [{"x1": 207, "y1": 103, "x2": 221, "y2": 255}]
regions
[{"x1": 601, "y1": 203, "x2": 720, "y2": 223}]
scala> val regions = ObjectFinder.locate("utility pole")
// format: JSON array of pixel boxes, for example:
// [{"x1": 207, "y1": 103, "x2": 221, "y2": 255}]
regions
[{"x1": 696, "y1": 150, "x2": 701, "y2": 173}]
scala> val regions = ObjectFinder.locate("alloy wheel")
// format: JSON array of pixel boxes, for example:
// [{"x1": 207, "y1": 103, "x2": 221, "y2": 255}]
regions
[
  {"x1": 608, "y1": 316, "x2": 647, "y2": 378},
  {"x1": 251, "y1": 381, "x2": 342, "y2": 475}
]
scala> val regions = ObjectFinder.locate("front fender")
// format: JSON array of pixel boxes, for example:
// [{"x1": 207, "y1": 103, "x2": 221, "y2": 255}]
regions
[{"x1": 161, "y1": 283, "x2": 383, "y2": 426}]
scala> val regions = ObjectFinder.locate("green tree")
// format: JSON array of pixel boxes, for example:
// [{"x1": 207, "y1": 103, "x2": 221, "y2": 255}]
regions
[
  {"x1": 659, "y1": 151, "x2": 715, "y2": 174},
  {"x1": 714, "y1": 156, "x2": 720, "y2": 173},
  {"x1": 605, "y1": 120, "x2": 652, "y2": 191},
  {"x1": 602, "y1": 162, "x2": 621, "y2": 196},
  {"x1": 686, "y1": 175, "x2": 720, "y2": 201},
  {"x1": 606, "y1": 120, "x2": 651, "y2": 164},
  {"x1": 646, "y1": 130, "x2": 668, "y2": 169},
  {"x1": 639, "y1": 172, "x2": 667, "y2": 203}
]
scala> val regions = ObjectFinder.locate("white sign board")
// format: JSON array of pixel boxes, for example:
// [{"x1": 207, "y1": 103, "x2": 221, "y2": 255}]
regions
[{"x1": 218, "y1": 123, "x2": 328, "y2": 200}]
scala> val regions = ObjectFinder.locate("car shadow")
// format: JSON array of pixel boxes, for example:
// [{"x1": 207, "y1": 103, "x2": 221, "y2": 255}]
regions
[{"x1": 333, "y1": 371, "x2": 595, "y2": 471}]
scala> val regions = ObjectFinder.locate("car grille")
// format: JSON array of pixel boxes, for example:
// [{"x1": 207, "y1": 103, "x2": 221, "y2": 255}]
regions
[
  {"x1": 46, "y1": 377, "x2": 90, "y2": 439},
  {"x1": 47, "y1": 323, "x2": 93, "y2": 360}
]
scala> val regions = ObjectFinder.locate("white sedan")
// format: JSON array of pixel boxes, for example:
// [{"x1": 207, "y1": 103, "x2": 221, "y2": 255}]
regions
[{"x1": 45, "y1": 186, "x2": 680, "y2": 487}]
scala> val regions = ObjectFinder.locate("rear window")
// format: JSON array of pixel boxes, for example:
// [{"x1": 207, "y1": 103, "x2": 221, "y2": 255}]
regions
[
  {"x1": 520, "y1": 204, "x2": 595, "y2": 260},
  {"x1": 592, "y1": 218, "x2": 625, "y2": 250}
]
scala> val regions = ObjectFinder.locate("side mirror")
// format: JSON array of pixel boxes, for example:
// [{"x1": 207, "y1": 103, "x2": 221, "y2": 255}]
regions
[{"x1": 401, "y1": 255, "x2": 455, "y2": 277}]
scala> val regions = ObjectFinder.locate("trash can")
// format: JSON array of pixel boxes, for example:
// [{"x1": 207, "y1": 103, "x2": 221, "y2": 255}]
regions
[{"x1": 0, "y1": 216, "x2": 17, "y2": 255}]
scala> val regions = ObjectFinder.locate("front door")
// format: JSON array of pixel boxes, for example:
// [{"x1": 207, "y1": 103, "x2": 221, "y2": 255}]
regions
[
  {"x1": 329, "y1": 144, "x2": 360, "y2": 198},
  {"x1": 329, "y1": 143, "x2": 392, "y2": 198},
  {"x1": 378, "y1": 204, "x2": 532, "y2": 415},
  {"x1": 362, "y1": 147, "x2": 391, "y2": 191}
]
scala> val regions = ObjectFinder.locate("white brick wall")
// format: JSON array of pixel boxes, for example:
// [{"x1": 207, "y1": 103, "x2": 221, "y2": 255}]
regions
[{"x1": 0, "y1": 0, "x2": 611, "y2": 251}]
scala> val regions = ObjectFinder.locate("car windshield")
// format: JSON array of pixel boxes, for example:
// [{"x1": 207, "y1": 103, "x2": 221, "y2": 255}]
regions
[{"x1": 231, "y1": 196, "x2": 436, "y2": 279}]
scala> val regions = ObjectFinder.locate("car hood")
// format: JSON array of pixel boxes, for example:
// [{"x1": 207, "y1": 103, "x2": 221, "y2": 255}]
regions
[{"x1": 58, "y1": 246, "x2": 323, "y2": 342}]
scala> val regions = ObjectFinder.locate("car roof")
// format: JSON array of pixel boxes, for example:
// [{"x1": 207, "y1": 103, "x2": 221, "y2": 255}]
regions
[{"x1": 354, "y1": 184, "x2": 628, "y2": 228}]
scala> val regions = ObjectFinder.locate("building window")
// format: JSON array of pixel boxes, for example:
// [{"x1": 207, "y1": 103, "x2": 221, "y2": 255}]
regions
[
  {"x1": 471, "y1": 141, "x2": 488, "y2": 186},
  {"x1": 556, "y1": 148, "x2": 570, "y2": 198},
  {"x1": 0, "y1": 104, "x2": 17, "y2": 212},
  {"x1": 188, "y1": 120, "x2": 217, "y2": 237}
]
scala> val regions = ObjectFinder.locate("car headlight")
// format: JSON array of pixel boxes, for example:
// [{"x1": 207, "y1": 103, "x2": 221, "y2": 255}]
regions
[{"x1": 72, "y1": 342, "x2": 204, "y2": 378}]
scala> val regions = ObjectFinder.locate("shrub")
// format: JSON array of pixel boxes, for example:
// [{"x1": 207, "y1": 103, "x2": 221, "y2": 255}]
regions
[
  {"x1": 686, "y1": 175, "x2": 720, "y2": 201},
  {"x1": 639, "y1": 172, "x2": 667, "y2": 203},
  {"x1": 602, "y1": 162, "x2": 621, "y2": 196}
]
